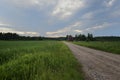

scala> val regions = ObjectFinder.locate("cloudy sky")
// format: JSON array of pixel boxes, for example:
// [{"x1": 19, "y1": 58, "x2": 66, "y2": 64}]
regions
[{"x1": 0, "y1": 0, "x2": 120, "y2": 37}]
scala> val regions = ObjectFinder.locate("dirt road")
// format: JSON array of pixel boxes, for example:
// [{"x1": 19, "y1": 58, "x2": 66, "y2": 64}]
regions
[{"x1": 64, "y1": 42, "x2": 120, "y2": 80}]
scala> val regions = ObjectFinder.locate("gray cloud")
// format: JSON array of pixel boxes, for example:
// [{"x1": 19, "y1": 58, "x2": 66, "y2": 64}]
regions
[
  {"x1": 104, "y1": 0, "x2": 116, "y2": 7},
  {"x1": 0, "y1": 0, "x2": 119, "y2": 37},
  {"x1": 52, "y1": 0, "x2": 85, "y2": 19}
]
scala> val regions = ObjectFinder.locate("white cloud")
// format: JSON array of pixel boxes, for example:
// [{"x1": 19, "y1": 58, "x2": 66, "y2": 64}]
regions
[
  {"x1": 46, "y1": 25, "x2": 73, "y2": 35},
  {"x1": 0, "y1": 27, "x2": 39, "y2": 36},
  {"x1": 46, "y1": 22, "x2": 111, "y2": 37},
  {"x1": 48, "y1": 34, "x2": 65, "y2": 38},
  {"x1": 104, "y1": 0, "x2": 116, "y2": 7},
  {"x1": 0, "y1": 22, "x2": 39, "y2": 36},
  {"x1": 52, "y1": 0, "x2": 85, "y2": 19},
  {"x1": 0, "y1": 22, "x2": 11, "y2": 26},
  {"x1": 85, "y1": 23, "x2": 109, "y2": 31},
  {"x1": 74, "y1": 30, "x2": 83, "y2": 33},
  {"x1": 46, "y1": 21, "x2": 82, "y2": 37},
  {"x1": 6, "y1": 0, "x2": 85, "y2": 19},
  {"x1": 1, "y1": 0, "x2": 119, "y2": 37},
  {"x1": 75, "y1": 22, "x2": 111, "y2": 33},
  {"x1": 0, "y1": 27, "x2": 13, "y2": 32}
]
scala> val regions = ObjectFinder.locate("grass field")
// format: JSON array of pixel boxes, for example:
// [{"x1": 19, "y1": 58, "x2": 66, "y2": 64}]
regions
[
  {"x1": 73, "y1": 41, "x2": 120, "y2": 54},
  {"x1": 0, "y1": 41, "x2": 84, "y2": 80}
]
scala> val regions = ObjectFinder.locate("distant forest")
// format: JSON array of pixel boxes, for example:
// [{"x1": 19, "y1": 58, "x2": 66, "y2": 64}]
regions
[
  {"x1": 0, "y1": 32, "x2": 120, "y2": 41},
  {"x1": 0, "y1": 32, "x2": 64, "y2": 41}
]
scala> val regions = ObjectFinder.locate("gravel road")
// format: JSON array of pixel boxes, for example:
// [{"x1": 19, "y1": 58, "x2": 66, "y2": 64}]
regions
[{"x1": 64, "y1": 42, "x2": 120, "y2": 80}]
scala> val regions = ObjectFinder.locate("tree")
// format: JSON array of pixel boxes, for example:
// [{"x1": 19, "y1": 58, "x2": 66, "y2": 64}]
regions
[
  {"x1": 75, "y1": 34, "x2": 79, "y2": 41},
  {"x1": 87, "y1": 33, "x2": 94, "y2": 41},
  {"x1": 66, "y1": 35, "x2": 73, "y2": 41},
  {"x1": 74, "y1": 34, "x2": 87, "y2": 41}
]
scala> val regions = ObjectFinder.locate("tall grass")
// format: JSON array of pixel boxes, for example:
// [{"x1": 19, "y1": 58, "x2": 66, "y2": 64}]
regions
[
  {"x1": 73, "y1": 41, "x2": 120, "y2": 54},
  {"x1": 0, "y1": 41, "x2": 84, "y2": 80}
]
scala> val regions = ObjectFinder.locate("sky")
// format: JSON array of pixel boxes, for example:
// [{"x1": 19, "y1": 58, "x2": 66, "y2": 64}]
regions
[{"x1": 0, "y1": 0, "x2": 120, "y2": 37}]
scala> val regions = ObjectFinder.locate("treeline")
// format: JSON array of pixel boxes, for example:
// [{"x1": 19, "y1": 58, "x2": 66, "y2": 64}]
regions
[
  {"x1": 0, "y1": 32, "x2": 120, "y2": 41},
  {"x1": 95, "y1": 36, "x2": 120, "y2": 41},
  {"x1": 75, "y1": 33, "x2": 94, "y2": 41},
  {"x1": 0, "y1": 33, "x2": 42, "y2": 40},
  {"x1": 0, "y1": 32, "x2": 65, "y2": 41},
  {"x1": 66, "y1": 33, "x2": 94, "y2": 41},
  {"x1": 66, "y1": 33, "x2": 120, "y2": 41}
]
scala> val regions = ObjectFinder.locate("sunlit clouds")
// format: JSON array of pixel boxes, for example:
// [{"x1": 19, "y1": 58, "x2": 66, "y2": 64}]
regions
[{"x1": 0, "y1": 27, "x2": 39, "y2": 36}]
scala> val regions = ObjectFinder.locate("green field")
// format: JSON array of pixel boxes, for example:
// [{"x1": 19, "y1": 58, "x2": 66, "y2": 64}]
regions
[
  {"x1": 73, "y1": 41, "x2": 120, "y2": 54},
  {"x1": 0, "y1": 41, "x2": 84, "y2": 80}
]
